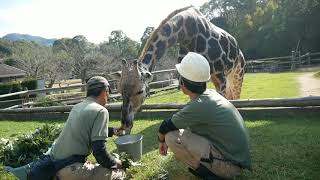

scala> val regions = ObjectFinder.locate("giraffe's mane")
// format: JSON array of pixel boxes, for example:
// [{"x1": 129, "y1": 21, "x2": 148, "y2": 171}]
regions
[{"x1": 139, "y1": 5, "x2": 193, "y2": 61}]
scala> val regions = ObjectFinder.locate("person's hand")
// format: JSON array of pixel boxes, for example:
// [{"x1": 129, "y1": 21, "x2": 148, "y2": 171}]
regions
[
  {"x1": 115, "y1": 158, "x2": 122, "y2": 169},
  {"x1": 159, "y1": 142, "x2": 168, "y2": 156},
  {"x1": 113, "y1": 128, "x2": 125, "y2": 136}
]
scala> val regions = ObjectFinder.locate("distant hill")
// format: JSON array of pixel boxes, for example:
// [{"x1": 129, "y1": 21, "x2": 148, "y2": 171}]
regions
[{"x1": 2, "y1": 33, "x2": 56, "y2": 46}]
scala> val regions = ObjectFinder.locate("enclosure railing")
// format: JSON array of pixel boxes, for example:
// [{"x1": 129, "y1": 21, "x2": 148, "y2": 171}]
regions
[
  {"x1": 1, "y1": 96, "x2": 319, "y2": 113},
  {"x1": 245, "y1": 51, "x2": 320, "y2": 72},
  {"x1": 0, "y1": 68, "x2": 179, "y2": 109}
]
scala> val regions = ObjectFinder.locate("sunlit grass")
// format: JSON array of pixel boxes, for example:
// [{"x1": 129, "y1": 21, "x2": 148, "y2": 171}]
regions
[
  {"x1": 1, "y1": 72, "x2": 318, "y2": 179},
  {"x1": 145, "y1": 72, "x2": 301, "y2": 104},
  {"x1": 1, "y1": 111, "x2": 320, "y2": 179}
]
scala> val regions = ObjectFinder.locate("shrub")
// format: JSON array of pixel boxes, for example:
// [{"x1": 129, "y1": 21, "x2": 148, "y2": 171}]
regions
[
  {"x1": 33, "y1": 96, "x2": 64, "y2": 107},
  {"x1": 0, "y1": 79, "x2": 37, "y2": 100},
  {"x1": 21, "y1": 79, "x2": 37, "y2": 91},
  {"x1": 0, "y1": 124, "x2": 62, "y2": 167},
  {"x1": 0, "y1": 82, "x2": 22, "y2": 100}
]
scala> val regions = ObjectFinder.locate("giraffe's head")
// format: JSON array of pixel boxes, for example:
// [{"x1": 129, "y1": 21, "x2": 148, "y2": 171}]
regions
[{"x1": 119, "y1": 59, "x2": 153, "y2": 129}]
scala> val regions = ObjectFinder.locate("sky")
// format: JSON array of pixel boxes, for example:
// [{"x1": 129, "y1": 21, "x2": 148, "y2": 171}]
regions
[{"x1": 0, "y1": 0, "x2": 209, "y2": 44}]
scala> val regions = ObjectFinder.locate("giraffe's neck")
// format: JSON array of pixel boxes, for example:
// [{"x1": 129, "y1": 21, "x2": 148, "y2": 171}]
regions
[
  {"x1": 139, "y1": 6, "x2": 194, "y2": 72},
  {"x1": 139, "y1": 31, "x2": 181, "y2": 71}
]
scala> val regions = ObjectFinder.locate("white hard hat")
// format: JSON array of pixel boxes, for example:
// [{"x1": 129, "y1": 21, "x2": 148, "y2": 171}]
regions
[{"x1": 175, "y1": 52, "x2": 211, "y2": 82}]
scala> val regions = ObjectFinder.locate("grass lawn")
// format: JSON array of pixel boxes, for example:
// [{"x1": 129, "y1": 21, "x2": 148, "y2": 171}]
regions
[
  {"x1": 313, "y1": 71, "x2": 320, "y2": 79},
  {"x1": 1, "y1": 111, "x2": 320, "y2": 179},
  {"x1": 1, "y1": 72, "x2": 318, "y2": 179},
  {"x1": 145, "y1": 72, "x2": 301, "y2": 104}
]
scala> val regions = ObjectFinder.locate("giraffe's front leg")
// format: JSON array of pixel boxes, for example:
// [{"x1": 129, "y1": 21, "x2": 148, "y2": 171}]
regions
[
  {"x1": 178, "y1": 45, "x2": 189, "y2": 62},
  {"x1": 211, "y1": 73, "x2": 228, "y2": 98}
]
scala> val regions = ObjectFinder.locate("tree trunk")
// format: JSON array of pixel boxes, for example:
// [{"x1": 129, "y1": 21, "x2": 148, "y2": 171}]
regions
[{"x1": 47, "y1": 79, "x2": 55, "y2": 88}]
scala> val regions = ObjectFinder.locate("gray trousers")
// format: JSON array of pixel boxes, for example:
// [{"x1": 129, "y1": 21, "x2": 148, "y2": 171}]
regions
[{"x1": 165, "y1": 129, "x2": 241, "y2": 179}]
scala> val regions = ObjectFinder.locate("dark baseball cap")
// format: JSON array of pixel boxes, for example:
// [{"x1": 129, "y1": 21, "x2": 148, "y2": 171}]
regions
[{"x1": 86, "y1": 76, "x2": 109, "y2": 91}]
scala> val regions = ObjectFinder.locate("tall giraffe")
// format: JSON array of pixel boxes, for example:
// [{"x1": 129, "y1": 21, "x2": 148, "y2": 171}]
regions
[{"x1": 119, "y1": 6, "x2": 245, "y2": 128}]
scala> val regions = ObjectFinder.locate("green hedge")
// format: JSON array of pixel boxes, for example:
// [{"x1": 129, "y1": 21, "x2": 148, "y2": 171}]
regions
[
  {"x1": 0, "y1": 82, "x2": 22, "y2": 100},
  {"x1": 34, "y1": 96, "x2": 64, "y2": 107},
  {"x1": 0, "y1": 124, "x2": 62, "y2": 167},
  {"x1": 21, "y1": 79, "x2": 37, "y2": 91},
  {"x1": 0, "y1": 79, "x2": 37, "y2": 100}
]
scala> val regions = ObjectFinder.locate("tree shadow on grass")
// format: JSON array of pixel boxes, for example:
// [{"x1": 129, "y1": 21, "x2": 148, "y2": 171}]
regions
[{"x1": 137, "y1": 121, "x2": 162, "y2": 155}]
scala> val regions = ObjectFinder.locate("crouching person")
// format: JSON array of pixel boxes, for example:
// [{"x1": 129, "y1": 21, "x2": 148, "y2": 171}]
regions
[
  {"x1": 49, "y1": 76, "x2": 125, "y2": 180},
  {"x1": 8, "y1": 76, "x2": 125, "y2": 180},
  {"x1": 158, "y1": 52, "x2": 252, "y2": 179}
]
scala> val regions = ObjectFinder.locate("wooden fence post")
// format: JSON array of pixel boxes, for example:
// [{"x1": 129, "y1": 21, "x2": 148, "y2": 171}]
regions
[
  {"x1": 298, "y1": 51, "x2": 301, "y2": 67},
  {"x1": 307, "y1": 53, "x2": 311, "y2": 66},
  {"x1": 291, "y1": 50, "x2": 296, "y2": 70}
]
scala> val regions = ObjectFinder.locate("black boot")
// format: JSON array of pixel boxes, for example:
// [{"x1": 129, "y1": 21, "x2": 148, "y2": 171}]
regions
[{"x1": 188, "y1": 164, "x2": 224, "y2": 180}]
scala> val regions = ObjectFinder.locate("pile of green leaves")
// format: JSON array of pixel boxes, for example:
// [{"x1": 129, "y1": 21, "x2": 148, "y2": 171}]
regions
[
  {"x1": 0, "y1": 124, "x2": 62, "y2": 167},
  {"x1": 119, "y1": 152, "x2": 133, "y2": 169},
  {"x1": 113, "y1": 152, "x2": 133, "y2": 170}
]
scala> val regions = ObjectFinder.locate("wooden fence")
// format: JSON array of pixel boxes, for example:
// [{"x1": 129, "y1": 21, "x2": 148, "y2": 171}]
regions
[
  {"x1": 1, "y1": 96, "x2": 319, "y2": 113},
  {"x1": 0, "y1": 69, "x2": 178, "y2": 109},
  {"x1": 1, "y1": 51, "x2": 319, "y2": 109},
  {"x1": 245, "y1": 52, "x2": 320, "y2": 72},
  {"x1": 0, "y1": 96, "x2": 319, "y2": 121}
]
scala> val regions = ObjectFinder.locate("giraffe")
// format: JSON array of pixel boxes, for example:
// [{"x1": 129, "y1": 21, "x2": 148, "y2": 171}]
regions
[{"x1": 119, "y1": 6, "x2": 245, "y2": 129}]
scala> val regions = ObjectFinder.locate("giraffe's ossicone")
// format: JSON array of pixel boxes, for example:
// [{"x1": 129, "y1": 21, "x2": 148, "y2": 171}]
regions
[{"x1": 119, "y1": 6, "x2": 245, "y2": 129}]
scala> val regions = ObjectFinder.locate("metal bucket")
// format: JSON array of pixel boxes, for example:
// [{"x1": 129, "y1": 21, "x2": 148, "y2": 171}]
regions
[{"x1": 115, "y1": 134, "x2": 143, "y2": 161}]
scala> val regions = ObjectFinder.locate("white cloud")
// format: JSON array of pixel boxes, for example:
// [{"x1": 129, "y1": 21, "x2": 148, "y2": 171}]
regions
[{"x1": 0, "y1": 0, "x2": 208, "y2": 43}]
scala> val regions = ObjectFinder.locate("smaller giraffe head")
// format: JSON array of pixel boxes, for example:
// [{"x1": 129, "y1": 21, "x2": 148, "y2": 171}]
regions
[{"x1": 119, "y1": 59, "x2": 153, "y2": 129}]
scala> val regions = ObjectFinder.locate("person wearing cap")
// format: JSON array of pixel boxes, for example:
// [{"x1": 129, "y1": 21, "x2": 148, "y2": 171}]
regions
[
  {"x1": 49, "y1": 76, "x2": 125, "y2": 179},
  {"x1": 158, "y1": 52, "x2": 251, "y2": 179},
  {"x1": 5, "y1": 76, "x2": 125, "y2": 180}
]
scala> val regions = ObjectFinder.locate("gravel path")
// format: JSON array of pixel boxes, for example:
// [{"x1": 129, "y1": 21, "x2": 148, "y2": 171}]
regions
[{"x1": 298, "y1": 72, "x2": 320, "y2": 96}]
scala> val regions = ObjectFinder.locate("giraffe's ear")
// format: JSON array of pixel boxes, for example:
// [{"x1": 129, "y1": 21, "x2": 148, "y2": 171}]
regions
[{"x1": 121, "y1": 59, "x2": 129, "y2": 77}]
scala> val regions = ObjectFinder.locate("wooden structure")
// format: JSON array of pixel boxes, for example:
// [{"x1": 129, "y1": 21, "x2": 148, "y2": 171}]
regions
[
  {"x1": 0, "y1": 68, "x2": 179, "y2": 108},
  {"x1": 0, "y1": 96, "x2": 319, "y2": 121},
  {"x1": 245, "y1": 52, "x2": 320, "y2": 72},
  {"x1": 0, "y1": 63, "x2": 26, "y2": 83}
]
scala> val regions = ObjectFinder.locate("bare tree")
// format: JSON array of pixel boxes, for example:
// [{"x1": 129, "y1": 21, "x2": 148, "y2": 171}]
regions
[
  {"x1": 53, "y1": 35, "x2": 100, "y2": 84},
  {"x1": 11, "y1": 41, "x2": 48, "y2": 78}
]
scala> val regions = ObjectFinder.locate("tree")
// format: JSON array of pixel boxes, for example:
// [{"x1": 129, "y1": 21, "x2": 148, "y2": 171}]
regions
[
  {"x1": 107, "y1": 30, "x2": 139, "y2": 60},
  {"x1": 138, "y1": 27, "x2": 154, "y2": 55},
  {"x1": 200, "y1": 0, "x2": 320, "y2": 59},
  {"x1": 98, "y1": 31, "x2": 140, "y2": 75},
  {"x1": 53, "y1": 35, "x2": 100, "y2": 84},
  {"x1": 11, "y1": 41, "x2": 49, "y2": 78},
  {"x1": 0, "y1": 39, "x2": 12, "y2": 59},
  {"x1": 43, "y1": 50, "x2": 71, "y2": 88}
]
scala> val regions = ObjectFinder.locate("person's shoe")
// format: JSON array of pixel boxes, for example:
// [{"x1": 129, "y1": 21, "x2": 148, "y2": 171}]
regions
[
  {"x1": 4, "y1": 166, "x2": 14, "y2": 172},
  {"x1": 188, "y1": 164, "x2": 224, "y2": 180}
]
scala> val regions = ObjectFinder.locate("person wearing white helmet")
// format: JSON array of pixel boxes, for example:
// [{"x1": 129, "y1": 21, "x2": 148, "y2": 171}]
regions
[{"x1": 158, "y1": 52, "x2": 251, "y2": 179}]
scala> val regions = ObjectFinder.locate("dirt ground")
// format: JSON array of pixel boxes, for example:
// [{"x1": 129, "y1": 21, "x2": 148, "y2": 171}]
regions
[{"x1": 298, "y1": 72, "x2": 320, "y2": 96}]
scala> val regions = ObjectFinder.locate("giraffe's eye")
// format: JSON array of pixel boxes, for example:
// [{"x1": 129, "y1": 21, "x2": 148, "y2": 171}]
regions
[{"x1": 136, "y1": 90, "x2": 144, "y2": 95}]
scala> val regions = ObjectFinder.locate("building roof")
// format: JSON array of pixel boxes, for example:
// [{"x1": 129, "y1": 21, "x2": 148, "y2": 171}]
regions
[{"x1": 0, "y1": 63, "x2": 26, "y2": 78}]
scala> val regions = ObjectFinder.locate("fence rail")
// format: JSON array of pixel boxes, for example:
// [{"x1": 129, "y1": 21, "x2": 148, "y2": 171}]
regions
[
  {"x1": 245, "y1": 51, "x2": 320, "y2": 72},
  {"x1": 1, "y1": 51, "x2": 319, "y2": 108},
  {"x1": 1, "y1": 96, "x2": 319, "y2": 113}
]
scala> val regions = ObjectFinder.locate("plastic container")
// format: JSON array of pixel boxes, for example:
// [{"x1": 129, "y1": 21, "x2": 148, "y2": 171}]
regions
[{"x1": 115, "y1": 134, "x2": 143, "y2": 161}]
